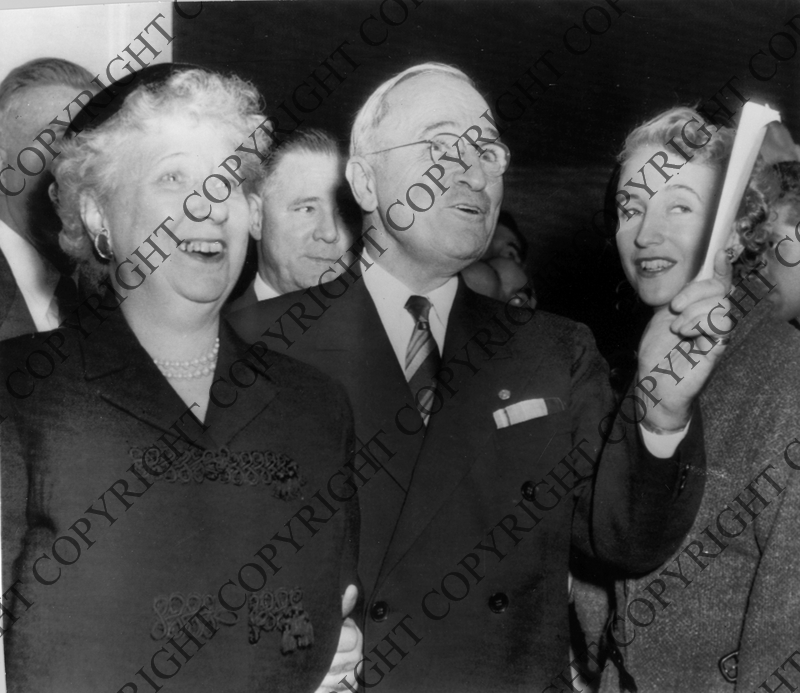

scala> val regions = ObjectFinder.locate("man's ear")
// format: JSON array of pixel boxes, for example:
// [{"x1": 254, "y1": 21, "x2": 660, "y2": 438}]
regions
[
  {"x1": 246, "y1": 192, "x2": 263, "y2": 241},
  {"x1": 346, "y1": 156, "x2": 378, "y2": 214},
  {"x1": 79, "y1": 192, "x2": 109, "y2": 243}
]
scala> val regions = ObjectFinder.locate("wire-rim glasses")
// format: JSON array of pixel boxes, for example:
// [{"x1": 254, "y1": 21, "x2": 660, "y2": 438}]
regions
[{"x1": 364, "y1": 133, "x2": 510, "y2": 177}]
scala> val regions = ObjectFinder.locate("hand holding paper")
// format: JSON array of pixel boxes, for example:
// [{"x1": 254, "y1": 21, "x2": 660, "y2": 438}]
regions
[{"x1": 696, "y1": 101, "x2": 782, "y2": 281}]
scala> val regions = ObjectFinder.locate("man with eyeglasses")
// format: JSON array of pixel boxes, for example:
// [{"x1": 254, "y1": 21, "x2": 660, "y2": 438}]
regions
[{"x1": 230, "y1": 62, "x2": 732, "y2": 691}]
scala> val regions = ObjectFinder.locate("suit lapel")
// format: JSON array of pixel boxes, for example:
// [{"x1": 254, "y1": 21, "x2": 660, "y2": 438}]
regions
[
  {"x1": 82, "y1": 308, "x2": 278, "y2": 450},
  {"x1": 202, "y1": 320, "x2": 279, "y2": 448},
  {"x1": 82, "y1": 308, "x2": 199, "y2": 443},
  {"x1": 226, "y1": 281, "x2": 258, "y2": 315},
  {"x1": 0, "y1": 251, "x2": 35, "y2": 340},
  {"x1": 301, "y1": 279, "x2": 426, "y2": 593},
  {"x1": 377, "y1": 285, "x2": 545, "y2": 583},
  {"x1": 314, "y1": 279, "x2": 425, "y2": 491}
]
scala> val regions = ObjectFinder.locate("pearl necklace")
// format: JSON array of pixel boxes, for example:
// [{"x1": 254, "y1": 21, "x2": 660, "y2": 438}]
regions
[{"x1": 153, "y1": 338, "x2": 220, "y2": 379}]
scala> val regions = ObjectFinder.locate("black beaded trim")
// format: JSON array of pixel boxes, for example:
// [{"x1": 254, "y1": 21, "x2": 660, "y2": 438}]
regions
[
  {"x1": 129, "y1": 446, "x2": 306, "y2": 500},
  {"x1": 247, "y1": 587, "x2": 314, "y2": 653},
  {"x1": 151, "y1": 592, "x2": 238, "y2": 641}
]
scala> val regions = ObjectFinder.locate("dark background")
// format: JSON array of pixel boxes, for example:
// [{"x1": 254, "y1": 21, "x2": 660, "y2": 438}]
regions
[{"x1": 174, "y1": 0, "x2": 799, "y2": 373}]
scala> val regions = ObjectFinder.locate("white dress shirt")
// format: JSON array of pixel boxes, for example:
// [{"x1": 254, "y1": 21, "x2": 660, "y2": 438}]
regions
[
  {"x1": 359, "y1": 250, "x2": 686, "y2": 457},
  {"x1": 253, "y1": 272, "x2": 282, "y2": 301},
  {"x1": 361, "y1": 252, "x2": 458, "y2": 369},
  {"x1": 0, "y1": 217, "x2": 60, "y2": 331}
]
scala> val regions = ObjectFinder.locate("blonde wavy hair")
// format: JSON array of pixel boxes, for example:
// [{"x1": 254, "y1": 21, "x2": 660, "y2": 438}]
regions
[
  {"x1": 618, "y1": 105, "x2": 735, "y2": 170},
  {"x1": 736, "y1": 161, "x2": 800, "y2": 274}
]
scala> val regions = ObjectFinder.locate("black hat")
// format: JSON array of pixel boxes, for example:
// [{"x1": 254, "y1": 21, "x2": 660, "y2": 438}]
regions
[{"x1": 65, "y1": 62, "x2": 200, "y2": 138}]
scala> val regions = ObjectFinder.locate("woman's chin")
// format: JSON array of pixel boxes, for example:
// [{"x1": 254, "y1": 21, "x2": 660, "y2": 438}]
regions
[
  {"x1": 633, "y1": 275, "x2": 685, "y2": 311},
  {"x1": 171, "y1": 277, "x2": 230, "y2": 305},
  {"x1": 167, "y1": 263, "x2": 238, "y2": 304},
  {"x1": 639, "y1": 287, "x2": 680, "y2": 312}
]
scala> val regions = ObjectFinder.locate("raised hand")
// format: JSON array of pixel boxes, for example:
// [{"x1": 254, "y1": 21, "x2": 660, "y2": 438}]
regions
[{"x1": 637, "y1": 248, "x2": 735, "y2": 431}]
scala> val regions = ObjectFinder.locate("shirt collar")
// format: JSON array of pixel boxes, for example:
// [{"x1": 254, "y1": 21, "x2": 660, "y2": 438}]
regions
[
  {"x1": 0, "y1": 217, "x2": 59, "y2": 330},
  {"x1": 362, "y1": 250, "x2": 458, "y2": 327},
  {"x1": 253, "y1": 271, "x2": 282, "y2": 301},
  {"x1": 361, "y1": 248, "x2": 458, "y2": 366}
]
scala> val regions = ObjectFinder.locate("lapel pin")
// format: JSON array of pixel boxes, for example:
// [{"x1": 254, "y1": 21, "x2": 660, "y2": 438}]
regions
[{"x1": 498, "y1": 389, "x2": 511, "y2": 400}]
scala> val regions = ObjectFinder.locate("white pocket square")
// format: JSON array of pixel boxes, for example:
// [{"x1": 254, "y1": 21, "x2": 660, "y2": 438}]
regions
[{"x1": 493, "y1": 397, "x2": 565, "y2": 429}]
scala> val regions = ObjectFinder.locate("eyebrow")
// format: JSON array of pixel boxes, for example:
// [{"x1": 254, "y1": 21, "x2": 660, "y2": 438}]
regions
[
  {"x1": 421, "y1": 120, "x2": 458, "y2": 137},
  {"x1": 624, "y1": 183, "x2": 703, "y2": 204},
  {"x1": 154, "y1": 152, "x2": 189, "y2": 164},
  {"x1": 664, "y1": 182, "x2": 703, "y2": 202},
  {"x1": 624, "y1": 190, "x2": 647, "y2": 204},
  {"x1": 290, "y1": 196, "x2": 321, "y2": 206}
]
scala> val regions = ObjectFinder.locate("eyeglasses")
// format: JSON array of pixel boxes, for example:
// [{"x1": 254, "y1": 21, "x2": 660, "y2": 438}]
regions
[{"x1": 364, "y1": 132, "x2": 510, "y2": 177}]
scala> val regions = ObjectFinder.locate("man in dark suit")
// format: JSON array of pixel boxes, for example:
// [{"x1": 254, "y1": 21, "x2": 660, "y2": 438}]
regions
[
  {"x1": 229, "y1": 63, "x2": 733, "y2": 691},
  {"x1": 0, "y1": 58, "x2": 90, "y2": 339},
  {"x1": 228, "y1": 128, "x2": 358, "y2": 313}
]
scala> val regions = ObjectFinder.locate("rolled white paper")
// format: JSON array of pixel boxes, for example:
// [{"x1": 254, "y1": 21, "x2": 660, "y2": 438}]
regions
[{"x1": 696, "y1": 101, "x2": 781, "y2": 281}]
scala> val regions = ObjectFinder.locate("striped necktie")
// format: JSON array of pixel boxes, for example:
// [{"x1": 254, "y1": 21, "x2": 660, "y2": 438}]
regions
[{"x1": 404, "y1": 295, "x2": 441, "y2": 425}]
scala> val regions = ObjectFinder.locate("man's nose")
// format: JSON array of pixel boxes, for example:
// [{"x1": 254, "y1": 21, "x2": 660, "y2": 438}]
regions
[
  {"x1": 313, "y1": 211, "x2": 343, "y2": 244},
  {"x1": 452, "y1": 145, "x2": 489, "y2": 190}
]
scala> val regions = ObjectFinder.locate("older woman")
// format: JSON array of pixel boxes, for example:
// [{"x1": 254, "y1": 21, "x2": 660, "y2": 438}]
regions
[
  {"x1": 0, "y1": 64, "x2": 360, "y2": 693},
  {"x1": 576, "y1": 107, "x2": 800, "y2": 693}
]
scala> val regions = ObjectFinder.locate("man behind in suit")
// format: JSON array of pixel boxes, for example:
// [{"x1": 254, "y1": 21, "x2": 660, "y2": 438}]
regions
[
  {"x1": 0, "y1": 57, "x2": 91, "y2": 339},
  {"x1": 228, "y1": 127, "x2": 358, "y2": 312},
  {"x1": 229, "y1": 63, "x2": 733, "y2": 691}
]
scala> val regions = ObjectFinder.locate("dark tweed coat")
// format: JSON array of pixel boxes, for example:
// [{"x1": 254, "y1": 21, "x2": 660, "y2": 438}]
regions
[{"x1": 0, "y1": 305, "x2": 359, "y2": 693}]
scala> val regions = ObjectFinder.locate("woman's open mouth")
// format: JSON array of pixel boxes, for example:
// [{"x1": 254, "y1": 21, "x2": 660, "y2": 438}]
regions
[
  {"x1": 635, "y1": 257, "x2": 676, "y2": 276},
  {"x1": 177, "y1": 239, "x2": 226, "y2": 262}
]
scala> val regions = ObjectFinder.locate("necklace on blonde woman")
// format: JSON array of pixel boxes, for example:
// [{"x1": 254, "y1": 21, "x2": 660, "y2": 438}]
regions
[{"x1": 153, "y1": 338, "x2": 220, "y2": 379}]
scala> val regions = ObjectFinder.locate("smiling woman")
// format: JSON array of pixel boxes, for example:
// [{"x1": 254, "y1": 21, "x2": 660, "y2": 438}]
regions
[
  {"x1": 615, "y1": 107, "x2": 736, "y2": 312},
  {"x1": 571, "y1": 107, "x2": 800, "y2": 693},
  {"x1": 0, "y1": 63, "x2": 360, "y2": 693}
]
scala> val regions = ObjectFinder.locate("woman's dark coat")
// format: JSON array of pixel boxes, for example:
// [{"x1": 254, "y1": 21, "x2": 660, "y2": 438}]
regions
[{"x1": 0, "y1": 303, "x2": 358, "y2": 693}]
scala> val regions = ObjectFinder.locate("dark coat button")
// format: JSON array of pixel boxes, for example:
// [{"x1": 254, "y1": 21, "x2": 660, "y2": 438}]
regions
[
  {"x1": 370, "y1": 601, "x2": 389, "y2": 622},
  {"x1": 488, "y1": 592, "x2": 509, "y2": 613},
  {"x1": 521, "y1": 481, "x2": 536, "y2": 501}
]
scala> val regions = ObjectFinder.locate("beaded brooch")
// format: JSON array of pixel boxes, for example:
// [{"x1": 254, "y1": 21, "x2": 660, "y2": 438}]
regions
[
  {"x1": 247, "y1": 587, "x2": 314, "y2": 653},
  {"x1": 128, "y1": 446, "x2": 306, "y2": 500},
  {"x1": 150, "y1": 592, "x2": 238, "y2": 641}
]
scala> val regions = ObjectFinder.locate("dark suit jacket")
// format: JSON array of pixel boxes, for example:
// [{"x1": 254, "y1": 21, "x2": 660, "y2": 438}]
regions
[
  {"x1": 228, "y1": 273, "x2": 706, "y2": 692},
  {"x1": 228, "y1": 280, "x2": 258, "y2": 314},
  {"x1": 0, "y1": 307, "x2": 358, "y2": 692},
  {"x1": 0, "y1": 251, "x2": 35, "y2": 341},
  {"x1": 0, "y1": 249, "x2": 78, "y2": 341}
]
